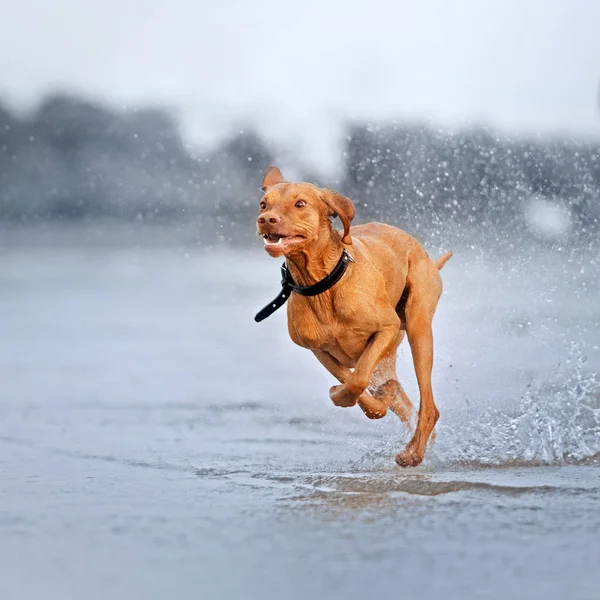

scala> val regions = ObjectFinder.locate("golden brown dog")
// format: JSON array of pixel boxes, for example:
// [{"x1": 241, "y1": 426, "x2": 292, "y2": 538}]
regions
[{"x1": 256, "y1": 166, "x2": 451, "y2": 467}]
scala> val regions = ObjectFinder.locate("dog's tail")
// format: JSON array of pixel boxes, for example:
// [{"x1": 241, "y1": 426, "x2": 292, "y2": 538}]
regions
[{"x1": 434, "y1": 251, "x2": 453, "y2": 270}]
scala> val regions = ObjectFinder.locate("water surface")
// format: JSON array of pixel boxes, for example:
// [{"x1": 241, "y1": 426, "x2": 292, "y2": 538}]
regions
[{"x1": 1, "y1": 235, "x2": 599, "y2": 599}]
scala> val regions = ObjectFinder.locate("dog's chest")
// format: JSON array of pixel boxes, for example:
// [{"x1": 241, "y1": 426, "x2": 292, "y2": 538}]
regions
[{"x1": 287, "y1": 296, "x2": 373, "y2": 363}]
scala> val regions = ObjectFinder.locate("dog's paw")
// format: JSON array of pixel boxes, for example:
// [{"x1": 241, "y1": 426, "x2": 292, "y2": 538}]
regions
[
  {"x1": 357, "y1": 393, "x2": 387, "y2": 419},
  {"x1": 395, "y1": 448, "x2": 424, "y2": 468},
  {"x1": 329, "y1": 385, "x2": 357, "y2": 407}
]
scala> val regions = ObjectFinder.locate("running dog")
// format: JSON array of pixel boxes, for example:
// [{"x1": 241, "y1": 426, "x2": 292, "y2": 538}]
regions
[{"x1": 255, "y1": 166, "x2": 451, "y2": 466}]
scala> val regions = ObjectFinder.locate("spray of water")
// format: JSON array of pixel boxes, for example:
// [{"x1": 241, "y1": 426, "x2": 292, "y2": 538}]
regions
[
  {"x1": 430, "y1": 342, "x2": 600, "y2": 467},
  {"x1": 352, "y1": 342, "x2": 600, "y2": 470}
]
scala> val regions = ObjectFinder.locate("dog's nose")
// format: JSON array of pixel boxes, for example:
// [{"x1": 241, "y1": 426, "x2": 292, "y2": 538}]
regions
[{"x1": 257, "y1": 213, "x2": 280, "y2": 225}]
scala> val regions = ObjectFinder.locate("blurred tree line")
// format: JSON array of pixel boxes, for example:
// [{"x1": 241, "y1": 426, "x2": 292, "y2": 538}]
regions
[
  {"x1": 342, "y1": 123, "x2": 600, "y2": 239},
  {"x1": 1, "y1": 93, "x2": 598, "y2": 242}
]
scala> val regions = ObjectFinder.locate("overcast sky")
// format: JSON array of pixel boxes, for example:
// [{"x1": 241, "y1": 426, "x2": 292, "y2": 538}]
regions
[{"x1": 1, "y1": 0, "x2": 599, "y2": 171}]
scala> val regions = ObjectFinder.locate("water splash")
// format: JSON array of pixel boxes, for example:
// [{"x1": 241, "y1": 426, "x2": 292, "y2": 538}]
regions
[
  {"x1": 352, "y1": 343, "x2": 600, "y2": 470},
  {"x1": 432, "y1": 342, "x2": 600, "y2": 467}
]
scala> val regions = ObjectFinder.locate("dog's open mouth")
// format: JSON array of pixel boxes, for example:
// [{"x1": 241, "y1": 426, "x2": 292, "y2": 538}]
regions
[{"x1": 262, "y1": 233, "x2": 305, "y2": 248}]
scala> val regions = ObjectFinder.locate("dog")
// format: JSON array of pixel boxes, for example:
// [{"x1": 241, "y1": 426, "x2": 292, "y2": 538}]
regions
[{"x1": 255, "y1": 166, "x2": 451, "y2": 467}]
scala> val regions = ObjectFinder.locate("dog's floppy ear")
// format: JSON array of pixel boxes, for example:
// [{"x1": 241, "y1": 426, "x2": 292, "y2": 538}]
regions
[
  {"x1": 320, "y1": 189, "x2": 355, "y2": 245},
  {"x1": 261, "y1": 166, "x2": 286, "y2": 191}
]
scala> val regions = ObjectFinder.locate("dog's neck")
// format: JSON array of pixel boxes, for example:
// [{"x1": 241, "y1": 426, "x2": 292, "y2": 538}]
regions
[{"x1": 286, "y1": 227, "x2": 345, "y2": 287}]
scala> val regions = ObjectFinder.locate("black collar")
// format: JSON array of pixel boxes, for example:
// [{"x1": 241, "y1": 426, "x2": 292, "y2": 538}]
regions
[{"x1": 254, "y1": 249, "x2": 354, "y2": 322}]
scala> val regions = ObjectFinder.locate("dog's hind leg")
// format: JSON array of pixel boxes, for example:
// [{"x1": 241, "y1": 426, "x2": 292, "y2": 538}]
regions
[
  {"x1": 395, "y1": 263, "x2": 443, "y2": 468},
  {"x1": 368, "y1": 332, "x2": 415, "y2": 425}
]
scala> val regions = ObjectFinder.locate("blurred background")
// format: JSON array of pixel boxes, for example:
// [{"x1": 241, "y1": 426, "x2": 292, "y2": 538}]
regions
[
  {"x1": 2, "y1": 2, "x2": 600, "y2": 600},
  {"x1": 1, "y1": 0, "x2": 599, "y2": 244}
]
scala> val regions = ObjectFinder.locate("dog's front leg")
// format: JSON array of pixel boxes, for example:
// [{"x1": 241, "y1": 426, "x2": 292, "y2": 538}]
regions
[
  {"x1": 329, "y1": 317, "x2": 399, "y2": 410},
  {"x1": 312, "y1": 350, "x2": 388, "y2": 419}
]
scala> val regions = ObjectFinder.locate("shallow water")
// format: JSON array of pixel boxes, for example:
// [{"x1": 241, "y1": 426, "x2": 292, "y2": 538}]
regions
[{"x1": 1, "y1": 235, "x2": 600, "y2": 599}]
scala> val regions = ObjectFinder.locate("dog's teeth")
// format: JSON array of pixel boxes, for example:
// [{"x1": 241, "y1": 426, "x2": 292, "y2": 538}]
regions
[{"x1": 262, "y1": 234, "x2": 285, "y2": 246}]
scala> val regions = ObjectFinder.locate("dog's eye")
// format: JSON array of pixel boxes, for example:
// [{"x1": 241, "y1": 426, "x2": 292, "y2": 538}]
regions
[
  {"x1": 295, "y1": 199, "x2": 306, "y2": 208},
  {"x1": 259, "y1": 201, "x2": 267, "y2": 210}
]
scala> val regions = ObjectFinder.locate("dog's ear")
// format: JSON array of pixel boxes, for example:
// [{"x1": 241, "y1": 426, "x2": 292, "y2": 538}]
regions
[
  {"x1": 261, "y1": 166, "x2": 286, "y2": 191},
  {"x1": 320, "y1": 189, "x2": 355, "y2": 245}
]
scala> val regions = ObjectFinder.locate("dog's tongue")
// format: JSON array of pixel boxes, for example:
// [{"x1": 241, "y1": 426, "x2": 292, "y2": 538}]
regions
[{"x1": 270, "y1": 234, "x2": 283, "y2": 242}]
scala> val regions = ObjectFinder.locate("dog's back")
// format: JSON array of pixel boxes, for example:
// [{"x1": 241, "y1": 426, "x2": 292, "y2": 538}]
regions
[{"x1": 350, "y1": 222, "x2": 449, "y2": 308}]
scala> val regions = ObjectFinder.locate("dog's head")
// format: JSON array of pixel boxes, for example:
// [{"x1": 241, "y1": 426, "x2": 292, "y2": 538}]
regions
[{"x1": 256, "y1": 166, "x2": 355, "y2": 258}]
